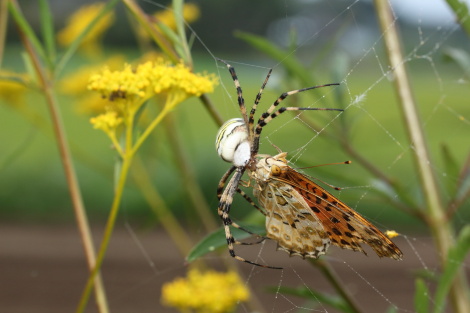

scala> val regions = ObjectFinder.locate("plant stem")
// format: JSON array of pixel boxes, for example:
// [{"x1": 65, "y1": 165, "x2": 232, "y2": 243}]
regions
[
  {"x1": 0, "y1": 0, "x2": 8, "y2": 67},
  {"x1": 311, "y1": 259, "x2": 364, "y2": 313},
  {"x1": 76, "y1": 154, "x2": 132, "y2": 313},
  {"x1": 164, "y1": 112, "x2": 219, "y2": 232},
  {"x1": 122, "y1": 0, "x2": 180, "y2": 64},
  {"x1": 132, "y1": 156, "x2": 194, "y2": 255},
  {"x1": 132, "y1": 103, "x2": 171, "y2": 154},
  {"x1": 15, "y1": 13, "x2": 109, "y2": 313},
  {"x1": 199, "y1": 93, "x2": 224, "y2": 127},
  {"x1": 373, "y1": 1, "x2": 470, "y2": 312}
]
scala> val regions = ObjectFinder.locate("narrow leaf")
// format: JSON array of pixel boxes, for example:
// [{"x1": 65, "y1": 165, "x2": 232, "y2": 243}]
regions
[
  {"x1": 442, "y1": 47, "x2": 470, "y2": 76},
  {"x1": 444, "y1": 0, "x2": 470, "y2": 39},
  {"x1": 187, "y1": 224, "x2": 265, "y2": 263},
  {"x1": 414, "y1": 278, "x2": 430, "y2": 313},
  {"x1": 39, "y1": 0, "x2": 56, "y2": 64},
  {"x1": 56, "y1": 0, "x2": 120, "y2": 77},
  {"x1": 269, "y1": 286, "x2": 354, "y2": 313},
  {"x1": 440, "y1": 144, "x2": 460, "y2": 197},
  {"x1": 234, "y1": 30, "x2": 313, "y2": 85},
  {"x1": 433, "y1": 225, "x2": 470, "y2": 313},
  {"x1": 8, "y1": 1, "x2": 48, "y2": 65}
]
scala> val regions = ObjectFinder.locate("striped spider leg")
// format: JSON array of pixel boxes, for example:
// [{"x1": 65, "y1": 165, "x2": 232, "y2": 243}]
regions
[{"x1": 215, "y1": 59, "x2": 342, "y2": 268}]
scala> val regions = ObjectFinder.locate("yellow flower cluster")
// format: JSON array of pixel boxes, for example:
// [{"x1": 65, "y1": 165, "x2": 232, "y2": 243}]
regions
[
  {"x1": 161, "y1": 269, "x2": 249, "y2": 313},
  {"x1": 90, "y1": 111, "x2": 123, "y2": 132},
  {"x1": 154, "y1": 3, "x2": 200, "y2": 30},
  {"x1": 57, "y1": 2, "x2": 114, "y2": 56},
  {"x1": 88, "y1": 58, "x2": 217, "y2": 148},
  {"x1": 60, "y1": 55, "x2": 125, "y2": 114},
  {"x1": 87, "y1": 58, "x2": 217, "y2": 112}
]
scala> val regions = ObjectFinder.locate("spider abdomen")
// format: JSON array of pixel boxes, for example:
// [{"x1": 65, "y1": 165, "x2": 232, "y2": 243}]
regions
[{"x1": 216, "y1": 118, "x2": 251, "y2": 167}]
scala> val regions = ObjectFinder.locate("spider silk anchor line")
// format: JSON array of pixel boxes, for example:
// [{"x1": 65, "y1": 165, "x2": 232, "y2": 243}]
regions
[{"x1": 215, "y1": 59, "x2": 402, "y2": 269}]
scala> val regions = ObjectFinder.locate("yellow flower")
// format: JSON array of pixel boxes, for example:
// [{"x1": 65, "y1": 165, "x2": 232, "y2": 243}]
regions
[
  {"x1": 386, "y1": 230, "x2": 400, "y2": 239},
  {"x1": 59, "y1": 55, "x2": 125, "y2": 114},
  {"x1": 87, "y1": 58, "x2": 218, "y2": 114},
  {"x1": 90, "y1": 111, "x2": 123, "y2": 132},
  {"x1": 57, "y1": 2, "x2": 114, "y2": 57},
  {"x1": 154, "y1": 3, "x2": 200, "y2": 30},
  {"x1": 0, "y1": 72, "x2": 29, "y2": 107},
  {"x1": 88, "y1": 59, "x2": 217, "y2": 153},
  {"x1": 161, "y1": 269, "x2": 249, "y2": 313},
  {"x1": 60, "y1": 55, "x2": 125, "y2": 97}
]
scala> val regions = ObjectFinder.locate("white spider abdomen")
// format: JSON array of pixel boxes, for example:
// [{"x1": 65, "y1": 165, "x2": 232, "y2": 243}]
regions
[{"x1": 216, "y1": 118, "x2": 250, "y2": 167}]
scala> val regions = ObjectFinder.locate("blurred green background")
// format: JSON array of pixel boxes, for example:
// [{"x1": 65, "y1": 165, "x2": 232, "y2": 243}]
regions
[{"x1": 1, "y1": 0, "x2": 469, "y2": 233}]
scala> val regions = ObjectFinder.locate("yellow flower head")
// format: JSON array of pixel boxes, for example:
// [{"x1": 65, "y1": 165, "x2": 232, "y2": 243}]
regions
[
  {"x1": 60, "y1": 55, "x2": 125, "y2": 115},
  {"x1": 386, "y1": 230, "x2": 400, "y2": 239},
  {"x1": 88, "y1": 58, "x2": 218, "y2": 114},
  {"x1": 161, "y1": 269, "x2": 249, "y2": 313},
  {"x1": 57, "y1": 2, "x2": 114, "y2": 57},
  {"x1": 90, "y1": 111, "x2": 123, "y2": 130},
  {"x1": 0, "y1": 72, "x2": 29, "y2": 107},
  {"x1": 154, "y1": 3, "x2": 200, "y2": 30}
]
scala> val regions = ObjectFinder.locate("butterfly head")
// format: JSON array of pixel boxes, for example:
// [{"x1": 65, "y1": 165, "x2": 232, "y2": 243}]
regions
[{"x1": 253, "y1": 152, "x2": 290, "y2": 181}]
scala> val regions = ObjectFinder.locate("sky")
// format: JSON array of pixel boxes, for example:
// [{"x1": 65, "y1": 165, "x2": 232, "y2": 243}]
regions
[{"x1": 390, "y1": 0, "x2": 470, "y2": 27}]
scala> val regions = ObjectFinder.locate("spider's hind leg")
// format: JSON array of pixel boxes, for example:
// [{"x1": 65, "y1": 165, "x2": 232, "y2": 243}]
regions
[{"x1": 218, "y1": 168, "x2": 281, "y2": 269}]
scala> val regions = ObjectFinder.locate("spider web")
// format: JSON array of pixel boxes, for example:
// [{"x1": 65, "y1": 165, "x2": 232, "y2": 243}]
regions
[{"x1": 126, "y1": 1, "x2": 469, "y2": 312}]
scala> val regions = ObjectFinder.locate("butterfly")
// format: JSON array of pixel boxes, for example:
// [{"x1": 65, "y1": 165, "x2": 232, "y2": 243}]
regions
[{"x1": 250, "y1": 152, "x2": 403, "y2": 260}]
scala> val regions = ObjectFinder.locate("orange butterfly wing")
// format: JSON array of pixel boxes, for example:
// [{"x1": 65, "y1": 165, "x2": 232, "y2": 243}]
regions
[{"x1": 275, "y1": 167, "x2": 403, "y2": 260}]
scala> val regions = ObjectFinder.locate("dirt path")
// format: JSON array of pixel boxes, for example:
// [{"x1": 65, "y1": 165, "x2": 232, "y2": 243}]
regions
[{"x1": 1, "y1": 223, "x2": 440, "y2": 313}]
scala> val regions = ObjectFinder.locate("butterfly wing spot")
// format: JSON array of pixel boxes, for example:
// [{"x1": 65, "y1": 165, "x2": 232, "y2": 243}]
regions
[{"x1": 330, "y1": 217, "x2": 340, "y2": 223}]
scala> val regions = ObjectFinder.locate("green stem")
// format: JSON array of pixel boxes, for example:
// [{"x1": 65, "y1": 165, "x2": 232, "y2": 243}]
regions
[
  {"x1": 76, "y1": 154, "x2": 132, "y2": 313},
  {"x1": 132, "y1": 102, "x2": 172, "y2": 154},
  {"x1": 311, "y1": 259, "x2": 364, "y2": 313},
  {"x1": 199, "y1": 93, "x2": 224, "y2": 127},
  {"x1": 132, "y1": 156, "x2": 194, "y2": 255},
  {"x1": 55, "y1": 0, "x2": 120, "y2": 77},
  {"x1": 173, "y1": 0, "x2": 192, "y2": 66},
  {"x1": 0, "y1": 0, "x2": 8, "y2": 67},
  {"x1": 8, "y1": 0, "x2": 49, "y2": 67},
  {"x1": 373, "y1": 1, "x2": 470, "y2": 312},
  {"x1": 122, "y1": 0, "x2": 180, "y2": 64},
  {"x1": 164, "y1": 112, "x2": 219, "y2": 232},
  {"x1": 14, "y1": 9, "x2": 109, "y2": 313}
]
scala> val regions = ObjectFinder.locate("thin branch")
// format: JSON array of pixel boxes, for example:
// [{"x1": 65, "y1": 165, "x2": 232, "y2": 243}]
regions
[
  {"x1": 15, "y1": 12, "x2": 109, "y2": 313},
  {"x1": 373, "y1": 1, "x2": 470, "y2": 312},
  {"x1": 310, "y1": 259, "x2": 364, "y2": 313}
]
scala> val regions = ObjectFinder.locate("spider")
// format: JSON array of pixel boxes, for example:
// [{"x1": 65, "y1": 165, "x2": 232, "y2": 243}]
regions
[{"x1": 215, "y1": 59, "x2": 342, "y2": 268}]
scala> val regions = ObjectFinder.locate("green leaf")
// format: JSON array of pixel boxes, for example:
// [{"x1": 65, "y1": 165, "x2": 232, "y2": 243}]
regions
[
  {"x1": 186, "y1": 223, "x2": 266, "y2": 263},
  {"x1": 414, "y1": 278, "x2": 430, "y2": 313},
  {"x1": 443, "y1": 0, "x2": 470, "y2": 40},
  {"x1": 385, "y1": 306, "x2": 398, "y2": 313},
  {"x1": 8, "y1": 1, "x2": 48, "y2": 66},
  {"x1": 413, "y1": 268, "x2": 438, "y2": 282},
  {"x1": 268, "y1": 286, "x2": 355, "y2": 313},
  {"x1": 433, "y1": 225, "x2": 470, "y2": 313},
  {"x1": 454, "y1": 151, "x2": 470, "y2": 205},
  {"x1": 440, "y1": 144, "x2": 460, "y2": 197},
  {"x1": 234, "y1": 30, "x2": 313, "y2": 85},
  {"x1": 39, "y1": 0, "x2": 56, "y2": 64},
  {"x1": 442, "y1": 47, "x2": 470, "y2": 76}
]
